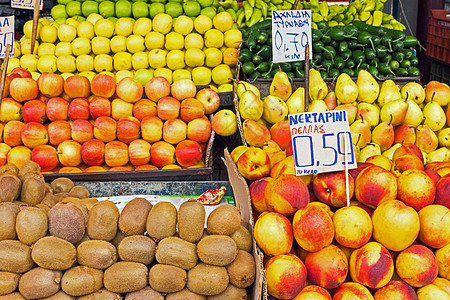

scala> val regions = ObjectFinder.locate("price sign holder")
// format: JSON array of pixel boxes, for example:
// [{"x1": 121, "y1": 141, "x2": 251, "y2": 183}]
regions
[
  {"x1": 0, "y1": 43, "x2": 12, "y2": 105},
  {"x1": 11, "y1": 0, "x2": 43, "y2": 10},
  {"x1": 30, "y1": 0, "x2": 41, "y2": 55}
]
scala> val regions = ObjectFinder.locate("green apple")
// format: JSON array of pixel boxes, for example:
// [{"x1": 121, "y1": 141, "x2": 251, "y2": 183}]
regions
[
  {"x1": 197, "y1": 0, "x2": 213, "y2": 8},
  {"x1": 66, "y1": 1, "x2": 82, "y2": 17},
  {"x1": 134, "y1": 69, "x2": 154, "y2": 87},
  {"x1": 165, "y1": 2, "x2": 183, "y2": 18},
  {"x1": 183, "y1": 1, "x2": 201, "y2": 17},
  {"x1": 54, "y1": 18, "x2": 67, "y2": 24},
  {"x1": 107, "y1": 16, "x2": 118, "y2": 23},
  {"x1": 200, "y1": 6, "x2": 216, "y2": 19},
  {"x1": 151, "y1": 0, "x2": 167, "y2": 3},
  {"x1": 73, "y1": 15, "x2": 86, "y2": 22},
  {"x1": 99, "y1": 1, "x2": 115, "y2": 18},
  {"x1": 57, "y1": 0, "x2": 71, "y2": 5},
  {"x1": 115, "y1": 0, "x2": 132, "y2": 18},
  {"x1": 51, "y1": 5, "x2": 68, "y2": 20},
  {"x1": 132, "y1": 1, "x2": 148, "y2": 18},
  {"x1": 149, "y1": 3, "x2": 165, "y2": 18},
  {"x1": 82, "y1": 1, "x2": 99, "y2": 17}
]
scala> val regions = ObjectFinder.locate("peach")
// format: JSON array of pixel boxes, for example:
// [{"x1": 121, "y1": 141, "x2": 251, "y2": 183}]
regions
[
  {"x1": 372, "y1": 200, "x2": 420, "y2": 252},
  {"x1": 116, "y1": 116, "x2": 140, "y2": 144},
  {"x1": 157, "y1": 96, "x2": 180, "y2": 121},
  {"x1": 141, "y1": 115, "x2": 163, "y2": 143},
  {"x1": 365, "y1": 154, "x2": 392, "y2": 171},
  {"x1": 64, "y1": 75, "x2": 90, "y2": 99},
  {"x1": 133, "y1": 99, "x2": 157, "y2": 121},
  {"x1": 424, "y1": 169, "x2": 441, "y2": 186},
  {"x1": 187, "y1": 118, "x2": 212, "y2": 144},
  {"x1": 254, "y1": 212, "x2": 293, "y2": 256},
  {"x1": 270, "y1": 120, "x2": 291, "y2": 150},
  {"x1": 349, "y1": 162, "x2": 373, "y2": 180},
  {"x1": 230, "y1": 145, "x2": 249, "y2": 163},
  {"x1": 175, "y1": 140, "x2": 203, "y2": 168},
  {"x1": 396, "y1": 245, "x2": 439, "y2": 287},
  {"x1": 391, "y1": 153, "x2": 425, "y2": 176},
  {"x1": 7, "y1": 146, "x2": 31, "y2": 169},
  {"x1": 105, "y1": 141, "x2": 129, "y2": 167},
  {"x1": 162, "y1": 119, "x2": 187, "y2": 145},
  {"x1": 373, "y1": 280, "x2": 417, "y2": 300},
  {"x1": 418, "y1": 205, "x2": 450, "y2": 248},
  {"x1": 350, "y1": 242, "x2": 394, "y2": 289},
  {"x1": 249, "y1": 177, "x2": 272, "y2": 213},
  {"x1": 430, "y1": 277, "x2": 450, "y2": 294},
  {"x1": 150, "y1": 141, "x2": 176, "y2": 168},
  {"x1": 397, "y1": 169, "x2": 436, "y2": 211},
  {"x1": 271, "y1": 155, "x2": 295, "y2": 177},
  {"x1": 21, "y1": 122, "x2": 48, "y2": 149},
  {"x1": 333, "y1": 282, "x2": 374, "y2": 300},
  {"x1": 350, "y1": 199, "x2": 375, "y2": 216},
  {"x1": 436, "y1": 243, "x2": 450, "y2": 280},
  {"x1": 265, "y1": 254, "x2": 307, "y2": 300},
  {"x1": 180, "y1": 98, "x2": 205, "y2": 122},
  {"x1": 89, "y1": 96, "x2": 112, "y2": 119},
  {"x1": 31, "y1": 145, "x2": 59, "y2": 172},
  {"x1": 393, "y1": 143, "x2": 424, "y2": 164},
  {"x1": 265, "y1": 174, "x2": 310, "y2": 215},
  {"x1": 236, "y1": 147, "x2": 271, "y2": 181},
  {"x1": 46, "y1": 97, "x2": 69, "y2": 121},
  {"x1": 71, "y1": 119, "x2": 94, "y2": 143},
  {"x1": 4, "y1": 120, "x2": 25, "y2": 147},
  {"x1": 304, "y1": 244, "x2": 348, "y2": 289},
  {"x1": 416, "y1": 282, "x2": 450, "y2": 299},
  {"x1": 333, "y1": 206, "x2": 373, "y2": 249},
  {"x1": 48, "y1": 120, "x2": 71, "y2": 146},
  {"x1": 22, "y1": 99, "x2": 46, "y2": 124},
  {"x1": 81, "y1": 139, "x2": 105, "y2": 166},
  {"x1": 292, "y1": 285, "x2": 331, "y2": 300},
  {"x1": 312, "y1": 171, "x2": 354, "y2": 207},
  {"x1": 292, "y1": 203, "x2": 334, "y2": 252},
  {"x1": 435, "y1": 176, "x2": 450, "y2": 209},
  {"x1": 268, "y1": 151, "x2": 287, "y2": 170}
]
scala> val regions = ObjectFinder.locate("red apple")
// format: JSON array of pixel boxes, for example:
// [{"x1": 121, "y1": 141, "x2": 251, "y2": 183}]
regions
[
  {"x1": 68, "y1": 98, "x2": 90, "y2": 121},
  {"x1": 63, "y1": 75, "x2": 90, "y2": 99},
  {"x1": 195, "y1": 88, "x2": 220, "y2": 114},
  {"x1": 157, "y1": 96, "x2": 180, "y2": 121},
  {"x1": 144, "y1": 76, "x2": 171, "y2": 102},
  {"x1": 89, "y1": 96, "x2": 112, "y2": 119},
  {"x1": 46, "y1": 97, "x2": 69, "y2": 121},
  {"x1": 270, "y1": 121, "x2": 291, "y2": 150},
  {"x1": 37, "y1": 72, "x2": 64, "y2": 98},
  {"x1": 116, "y1": 77, "x2": 143, "y2": 103},
  {"x1": 71, "y1": 119, "x2": 94, "y2": 143},
  {"x1": 22, "y1": 99, "x2": 47, "y2": 124},
  {"x1": 175, "y1": 140, "x2": 203, "y2": 168},
  {"x1": 150, "y1": 141, "x2": 176, "y2": 167},
  {"x1": 93, "y1": 116, "x2": 117, "y2": 143},
  {"x1": 3, "y1": 120, "x2": 25, "y2": 147},
  {"x1": 105, "y1": 140, "x2": 129, "y2": 167},
  {"x1": 0, "y1": 143, "x2": 11, "y2": 165},
  {"x1": 47, "y1": 120, "x2": 71, "y2": 146},
  {"x1": 128, "y1": 139, "x2": 151, "y2": 166},
  {"x1": 133, "y1": 99, "x2": 157, "y2": 121},
  {"x1": 11, "y1": 67, "x2": 32, "y2": 78},
  {"x1": 90, "y1": 74, "x2": 116, "y2": 98},
  {"x1": 111, "y1": 98, "x2": 133, "y2": 120},
  {"x1": 313, "y1": 171, "x2": 355, "y2": 207},
  {"x1": 180, "y1": 98, "x2": 205, "y2": 122},
  {"x1": 81, "y1": 139, "x2": 105, "y2": 166},
  {"x1": 31, "y1": 144, "x2": 59, "y2": 172},
  {"x1": 21, "y1": 122, "x2": 48, "y2": 149},
  {"x1": 211, "y1": 109, "x2": 237, "y2": 137},
  {"x1": 236, "y1": 147, "x2": 270, "y2": 181},
  {"x1": 37, "y1": 93, "x2": 50, "y2": 104},
  {"x1": 117, "y1": 116, "x2": 140, "y2": 144},
  {"x1": 187, "y1": 118, "x2": 211, "y2": 143},
  {"x1": 397, "y1": 169, "x2": 436, "y2": 211},
  {"x1": 0, "y1": 98, "x2": 23, "y2": 122},
  {"x1": 57, "y1": 139, "x2": 82, "y2": 167},
  {"x1": 162, "y1": 119, "x2": 187, "y2": 145},
  {"x1": 141, "y1": 115, "x2": 163, "y2": 143},
  {"x1": 171, "y1": 79, "x2": 196, "y2": 101},
  {"x1": 9, "y1": 77, "x2": 39, "y2": 102}
]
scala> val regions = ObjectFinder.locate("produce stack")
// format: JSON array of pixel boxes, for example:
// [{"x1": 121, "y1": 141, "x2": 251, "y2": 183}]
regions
[
  {"x1": 0, "y1": 161, "x2": 256, "y2": 298},
  {"x1": 231, "y1": 71, "x2": 450, "y2": 299}
]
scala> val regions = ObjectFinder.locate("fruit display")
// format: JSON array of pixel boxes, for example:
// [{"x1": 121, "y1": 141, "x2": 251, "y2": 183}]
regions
[
  {"x1": 0, "y1": 161, "x2": 256, "y2": 298},
  {"x1": 11, "y1": 11, "x2": 239, "y2": 89},
  {"x1": 230, "y1": 71, "x2": 450, "y2": 298},
  {"x1": 239, "y1": 20, "x2": 419, "y2": 80},
  {"x1": 0, "y1": 69, "x2": 227, "y2": 173}
]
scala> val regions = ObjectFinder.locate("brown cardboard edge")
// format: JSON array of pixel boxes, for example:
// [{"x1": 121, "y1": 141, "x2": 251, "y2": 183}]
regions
[{"x1": 222, "y1": 148, "x2": 266, "y2": 300}]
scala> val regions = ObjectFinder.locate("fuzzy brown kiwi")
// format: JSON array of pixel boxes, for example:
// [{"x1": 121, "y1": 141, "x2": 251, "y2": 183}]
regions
[
  {"x1": 31, "y1": 236, "x2": 77, "y2": 270},
  {"x1": 124, "y1": 286, "x2": 164, "y2": 300},
  {"x1": 48, "y1": 202, "x2": 86, "y2": 244},
  {"x1": 15, "y1": 206, "x2": 48, "y2": 245},
  {"x1": 87, "y1": 200, "x2": 119, "y2": 241},
  {"x1": 0, "y1": 202, "x2": 20, "y2": 240},
  {"x1": 0, "y1": 240, "x2": 34, "y2": 273},
  {"x1": 206, "y1": 284, "x2": 248, "y2": 300},
  {"x1": 119, "y1": 197, "x2": 153, "y2": 236},
  {"x1": 51, "y1": 177, "x2": 75, "y2": 194},
  {"x1": 60, "y1": 266, "x2": 104, "y2": 297},
  {"x1": 148, "y1": 264, "x2": 187, "y2": 293},
  {"x1": 40, "y1": 290, "x2": 77, "y2": 300},
  {"x1": 77, "y1": 289, "x2": 120, "y2": 300},
  {"x1": 166, "y1": 288, "x2": 206, "y2": 300},
  {"x1": 229, "y1": 225, "x2": 253, "y2": 252},
  {"x1": 103, "y1": 262, "x2": 148, "y2": 294},
  {"x1": 226, "y1": 250, "x2": 256, "y2": 288},
  {"x1": 0, "y1": 174, "x2": 21, "y2": 202},
  {"x1": 76, "y1": 240, "x2": 117, "y2": 269},
  {"x1": 177, "y1": 199, "x2": 205, "y2": 243},
  {"x1": 20, "y1": 176, "x2": 46, "y2": 205},
  {"x1": 155, "y1": 236, "x2": 198, "y2": 270},
  {"x1": 146, "y1": 202, "x2": 177, "y2": 241},
  {"x1": 197, "y1": 235, "x2": 238, "y2": 266},
  {"x1": 18, "y1": 268, "x2": 62, "y2": 299},
  {"x1": 69, "y1": 185, "x2": 90, "y2": 199},
  {"x1": 17, "y1": 160, "x2": 41, "y2": 180},
  {"x1": 0, "y1": 271, "x2": 20, "y2": 296},
  {"x1": 0, "y1": 164, "x2": 18, "y2": 175},
  {"x1": 206, "y1": 204, "x2": 241, "y2": 236},
  {"x1": 186, "y1": 263, "x2": 229, "y2": 296},
  {"x1": 117, "y1": 235, "x2": 156, "y2": 265}
]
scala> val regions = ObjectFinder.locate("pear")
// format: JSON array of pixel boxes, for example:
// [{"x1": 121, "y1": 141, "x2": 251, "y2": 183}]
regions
[
  {"x1": 427, "y1": 147, "x2": 450, "y2": 163},
  {"x1": 335, "y1": 73, "x2": 358, "y2": 104},
  {"x1": 438, "y1": 128, "x2": 450, "y2": 147},
  {"x1": 334, "y1": 103, "x2": 358, "y2": 125},
  {"x1": 262, "y1": 95, "x2": 288, "y2": 124},
  {"x1": 286, "y1": 87, "x2": 305, "y2": 114},
  {"x1": 425, "y1": 80, "x2": 450, "y2": 106},
  {"x1": 382, "y1": 143, "x2": 403, "y2": 160},
  {"x1": 358, "y1": 143, "x2": 381, "y2": 162},
  {"x1": 350, "y1": 118, "x2": 371, "y2": 149},
  {"x1": 401, "y1": 82, "x2": 425, "y2": 104},
  {"x1": 394, "y1": 124, "x2": 416, "y2": 144},
  {"x1": 324, "y1": 91, "x2": 337, "y2": 110},
  {"x1": 380, "y1": 98, "x2": 408, "y2": 126},
  {"x1": 402, "y1": 99, "x2": 423, "y2": 127},
  {"x1": 309, "y1": 69, "x2": 328, "y2": 101},
  {"x1": 236, "y1": 81, "x2": 260, "y2": 99},
  {"x1": 356, "y1": 103, "x2": 380, "y2": 128},
  {"x1": 415, "y1": 125, "x2": 438, "y2": 153},
  {"x1": 242, "y1": 119, "x2": 271, "y2": 147},
  {"x1": 377, "y1": 80, "x2": 401, "y2": 106},
  {"x1": 270, "y1": 71, "x2": 292, "y2": 101},
  {"x1": 371, "y1": 118, "x2": 394, "y2": 151},
  {"x1": 356, "y1": 69, "x2": 379, "y2": 104},
  {"x1": 238, "y1": 90, "x2": 263, "y2": 121},
  {"x1": 423, "y1": 101, "x2": 446, "y2": 132},
  {"x1": 308, "y1": 100, "x2": 328, "y2": 112}
]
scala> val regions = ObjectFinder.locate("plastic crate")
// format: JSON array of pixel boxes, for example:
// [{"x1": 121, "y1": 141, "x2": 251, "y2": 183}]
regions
[
  {"x1": 430, "y1": 60, "x2": 450, "y2": 85},
  {"x1": 427, "y1": 10, "x2": 450, "y2": 64}
]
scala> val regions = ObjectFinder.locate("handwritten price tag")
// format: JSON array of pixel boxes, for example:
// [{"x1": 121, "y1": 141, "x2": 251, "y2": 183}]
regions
[
  {"x1": 0, "y1": 16, "x2": 15, "y2": 58},
  {"x1": 289, "y1": 110, "x2": 357, "y2": 175},
  {"x1": 272, "y1": 10, "x2": 312, "y2": 63},
  {"x1": 11, "y1": 0, "x2": 43, "y2": 10}
]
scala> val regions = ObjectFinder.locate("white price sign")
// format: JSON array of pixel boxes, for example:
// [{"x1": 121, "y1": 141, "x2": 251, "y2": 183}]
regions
[
  {"x1": 0, "y1": 16, "x2": 14, "y2": 58},
  {"x1": 289, "y1": 110, "x2": 357, "y2": 175},
  {"x1": 11, "y1": 0, "x2": 43, "y2": 10},
  {"x1": 272, "y1": 10, "x2": 313, "y2": 63}
]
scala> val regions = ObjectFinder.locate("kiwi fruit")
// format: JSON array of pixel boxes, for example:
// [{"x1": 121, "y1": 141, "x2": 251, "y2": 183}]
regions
[
  {"x1": 69, "y1": 185, "x2": 90, "y2": 199},
  {"x1": 197, "y1": 235, "x2": 238, "y2": 266},
  {"x1": 36, "y1": 203, "x2": 52, "y2": 215},
  {"x1": 31, "y1": 236, "x2": 76, "y2": 270},
  {"x1": 0, "y1": 202, "x2": 20, "y2": 240},
  {"x1": 110, "y1": 230, "x2": 126, "y2": 249},
  {"x1": 119, "y1": 198, "x2": 153, "y2": 236},
  {"x1": 17, "y1": 161, "x2": 41, "y2": 180},
  {"x1": 15, "y1": 206, "x2": 48, "y2": 245},
  {"x1": 0, "y1": 292, "x2": 25, "y2": 299},
  {"x1": 51, "y1": 177, "x2": 75, "y2": 194},
  {"x1": 146, "y1": 202, "x2": 177, "y2": 241},
  {"x1": 41, "y1": 193, "x2": 61, "y2": 208},
  {"x1": 226, "y1": 250, "x2": 256, "y2": 288},
  {"x1": 0, "y1": 174, "x2": 21, "y2": 202},
  {"x1": 40, "y1": 290, "x2": 76, "y2": 300},
  {"x1": 77, "y1": 240, "x2": 117, "y2": 269},
  {"x1": 177, "y1": 199, "x2": 205, "y2": 243},
  {"x1": 48, "y1": 202, "x2": 86, "y2": 244},
  {"x1": 206, "y1": 284, "x2": 248, "y2": 300},
  {"x1": 117, "y1": 235, "x2": 156, "y2": 265},
  {"x1": 207, "y1": 205, "x2": 241, "y2": 236},
  {"x1": 124, "y1": 286, "x2": 164, "y2": 300},
  {"x1": 148, "y1": 264, "x2": 187, "y2": 293},
  {"x1": 61, "y1": 266, "x2": 104, "y2": 297},
  {"x1": 103, "y1": 262, "x2": 148, "y2": 294},
  {"x1": 20, "y1": 170, "x2": 44, "y2": 182},
  {"x1": 0, "y1": 271, "x2": 20, "y2": 296},
  {"x1": 18, "y1": 267, "x2": 62, "y2": 299},
  {"x1": 0, "y1": 240, "x2": 34, "y2": 273},
  {"x1": 229, "y1": 225, "x2": 253, "y2": 253},
  {"x1": 54, "y1": 192, "x2": 71, "y2": 199},
  {"x1": 20, "y1": 176, "x2": 46, "y2": 205},
  {"x1": 155, "y1": 237, "x2": 197, "y2": 270},
  {"x1": 60, "y1": 197, "x2": 89, "y2": 224},
  {"x1": 0, "y1": 164, "x2": 18, "y2": 175},
  {"x1": 186, "y1": 263, "x2": 229, "y2": 296},
  {"x1": 77, "y1": 288, "x2": 121, "y2": 300},
  {"x1": 87, "y1": 200, "x2": 119, "y2": 241},
  {"x1": 166, "y1": 288, "x2": 206, "y2": 300},
  {"x1": 79, "y1": 198, "x2": 99, "y2": 211}
]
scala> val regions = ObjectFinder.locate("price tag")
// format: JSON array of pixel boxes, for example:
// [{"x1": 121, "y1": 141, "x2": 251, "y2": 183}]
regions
[
  {"x1": 272, "y1": 10, "x2": 313, "y2": 63},
  {"x1": 11, "y1": 0, "x2": 43, "y2": 10},
  {"x1": 0, "y1": 16, "x2": 15, "y2": 59},
  {"x1": 289, "y1": 110, "x2": 357, "y2": 175}
]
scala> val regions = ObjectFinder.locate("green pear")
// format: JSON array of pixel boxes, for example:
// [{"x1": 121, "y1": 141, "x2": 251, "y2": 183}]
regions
[
  {"x1": 335, "y1": 73, "x2": 358, "y2": 104},
  {"x1": 309, "y1": 69, "x2": 328, "y2": 101},
  {"x1": 358, "y1": 143, "x2": 381, "y2": 162},
  {"x1": 236, "y1": 81, "x2": 260, "y2": 99},
  {"x1": 308, "y1": 100, "x2": 328, "y2": 112},
  {"x1": 380, "y1": 98, "x2": 409, "y2": 126},
  {"x1": 357, "y1": 69, "x2": 379, "y2": 104},
  {"x1": 270, "y1": 71, "x2": 292, "y2": 101},
  {"x1": 286, "y1": 87, "x2": 305, "y2": 114},
  {"x1": 350, "y1": 118, "x2": 371, "y2": 149},
  {"x1": 427, "y1": 147, "x2": 450, "y2": 163},
  {"x1": 238, "y1": 90, "x2": 263, "y2": 121},
  {"x1": 377, "y1": 79, "x2": 401, "y2": 106},
  {"x1": 423, "y1": 101, "x2": 446, "y2": 132},
  {"x1": 382, "y1": 143, "x2": 403, "y2": 160},
  {"x1": 356, "y1": 102, "x2": 380, "y2": 128},
  {"x1": 262, "y1": 95, "x2": 288, "y2": 124},
  {"x1": 334, "y1": 103, "x2": 358, "y2": 125},
  {"x1": 415, "y1": 125, "x2": 438, "y2": 153},
  {"x1": 402, "y1": 99, "x2": 423, "y2": 127},
  {"x1": 401, "y1": 82, "x2": 425, "y2": 104},
  {"x1": 438, "y1": 127, "x2": 450, "y2": 147},
  {"x1": 371, "y1": 120, "x2": 394, "y2": 151}
]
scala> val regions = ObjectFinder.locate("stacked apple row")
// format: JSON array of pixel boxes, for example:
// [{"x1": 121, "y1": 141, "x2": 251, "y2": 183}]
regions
[{"x1": 0, "y1": 68, "x2": 222, "y2": 174}]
